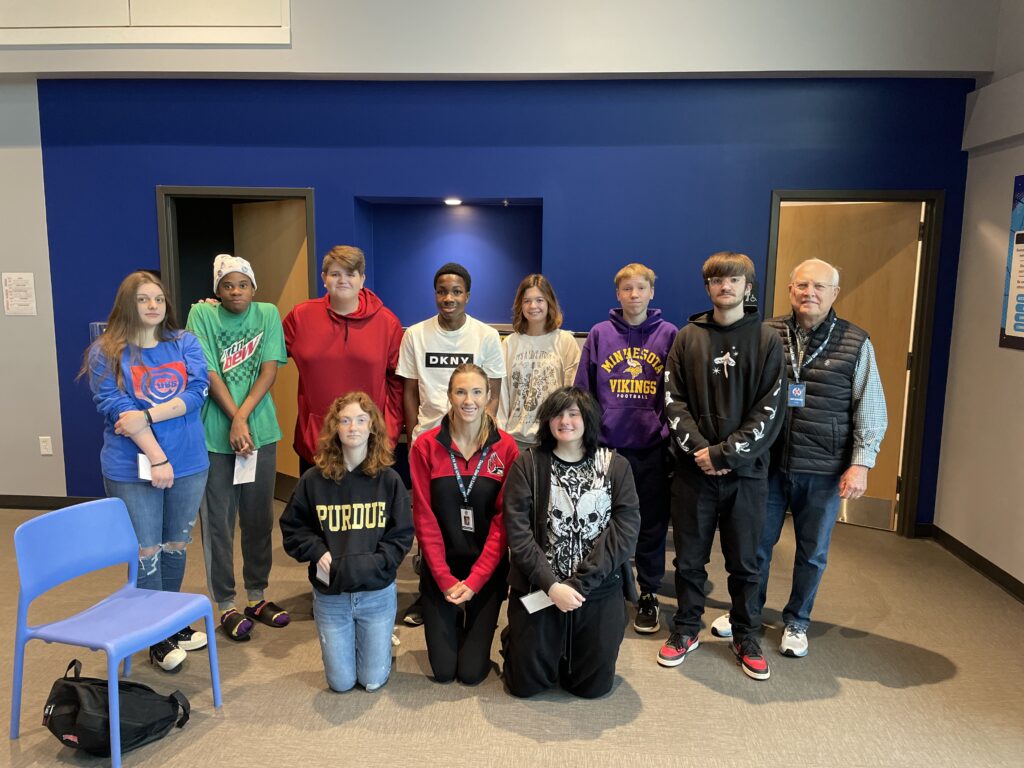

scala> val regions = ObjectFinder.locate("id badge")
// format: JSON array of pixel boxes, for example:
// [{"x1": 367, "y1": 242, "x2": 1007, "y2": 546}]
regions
[
  {"x1": 460, "y1": 506, "x2": 475, "y2": 533},
  {"x1": 788, "y1": 382, "x2": 806, "y2": 408}
]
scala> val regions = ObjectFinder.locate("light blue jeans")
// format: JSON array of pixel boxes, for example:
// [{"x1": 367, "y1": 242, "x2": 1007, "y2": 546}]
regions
[
  {"x1": 756, "y1": 469, "x2": 842, "y2": 631},
  {"x1": 313, "y1": 582, "x2": 397, "y2": 692},
  {"x1": 103, "y1": 470, "x2": 208, "y2": 593}
]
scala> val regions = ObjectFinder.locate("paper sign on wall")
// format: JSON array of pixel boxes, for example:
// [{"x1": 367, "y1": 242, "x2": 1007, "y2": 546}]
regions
[
  {"x1": 2, "y1": 272, "x2": 37, "y2": 316},
  {"x1": 999, "y1": 174, "x2": 1024, "y2": 350}
]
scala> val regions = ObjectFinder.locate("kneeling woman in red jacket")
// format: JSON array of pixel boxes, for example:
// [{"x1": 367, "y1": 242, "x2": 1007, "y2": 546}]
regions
[
  {"x1": 410, "y1": 363, "x2": 519, "y2": 685},
  {"x1": 280, "y1": 392, "x2": 413, "y2": 692},
  {"x1": 502, "y1": 386, "x2": 640, "y2": 698}
]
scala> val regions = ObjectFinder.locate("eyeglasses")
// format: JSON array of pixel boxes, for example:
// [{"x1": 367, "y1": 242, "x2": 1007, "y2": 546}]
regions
[
  {"x1": 339, "y1": 416, "x2": 370, "y2": 427},
  {"x1": 792, "y1": 282, "x2": 837, "y2": 293},
  {"x1": 706, "y1": 276, "x2": 745, "y2": 287}
]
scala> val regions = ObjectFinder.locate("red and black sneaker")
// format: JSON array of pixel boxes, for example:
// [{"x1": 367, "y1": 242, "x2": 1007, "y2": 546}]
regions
[
  {"x1": 732, "y1": 636, "x2": 771, "y2": 680},
  {"x1": 657, "y1": 631, "x2": 700, "y2": 667}
]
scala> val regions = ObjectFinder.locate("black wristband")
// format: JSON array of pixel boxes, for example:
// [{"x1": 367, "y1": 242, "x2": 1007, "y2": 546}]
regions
[
  {"x1": 144, "y1": 409, "x2": 154, "y2": 425},
  {"x1": 150, "y1": 459, "x2": 170, "y2": 468}
]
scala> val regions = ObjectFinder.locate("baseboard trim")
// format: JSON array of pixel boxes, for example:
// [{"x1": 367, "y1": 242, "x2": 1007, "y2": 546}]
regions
[
  {"x1": 0, "y1": 495, "x2": 96, "y2": 510},
  {"x1": 923, "y1": 524, "x2": 1024, "y2": 604}
]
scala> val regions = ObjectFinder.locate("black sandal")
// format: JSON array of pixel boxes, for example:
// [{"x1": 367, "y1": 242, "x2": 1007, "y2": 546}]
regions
[{"x1": 221, "y1": 608, "x2": 254, "y2": 641}]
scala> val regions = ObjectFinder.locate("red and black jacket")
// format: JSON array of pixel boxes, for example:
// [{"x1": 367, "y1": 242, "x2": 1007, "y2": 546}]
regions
[{"x1": 409, "y1": 416, "x2": 519, "y2": 595}]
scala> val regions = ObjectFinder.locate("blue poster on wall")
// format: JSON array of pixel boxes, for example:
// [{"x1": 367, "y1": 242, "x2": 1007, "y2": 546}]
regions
[{"x1": 1000, "y1": 174, "x2": 1024, "y2": 350}]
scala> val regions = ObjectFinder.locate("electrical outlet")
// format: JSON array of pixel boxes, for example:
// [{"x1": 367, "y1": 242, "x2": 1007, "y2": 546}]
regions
[{"x1": 39, "y1": 436, "x2": 53, "y2": 456}]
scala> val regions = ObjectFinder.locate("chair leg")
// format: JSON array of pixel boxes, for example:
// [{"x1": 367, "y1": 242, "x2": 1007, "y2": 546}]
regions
[
  {"x1": 107, "y1": 655, "x2": 123, "y2": 768},
  {"x1": 203, "y1": 610, "x2": 222, "y2": 708},
  {"x1": 122, "y1": 654, "x2": 132, "y2": 678},
  {"x1": 9, "y1": 635, "x2": 26, "y2": 739}
]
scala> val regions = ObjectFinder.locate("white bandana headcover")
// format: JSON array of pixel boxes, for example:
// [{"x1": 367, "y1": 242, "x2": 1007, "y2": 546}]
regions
[{"x1": 213, "y1": 254, "x2": 257, "y2": 292}]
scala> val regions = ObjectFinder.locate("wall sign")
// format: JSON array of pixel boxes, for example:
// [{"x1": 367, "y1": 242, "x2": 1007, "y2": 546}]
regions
[{"x1": 1000, "y1": 174, "x2": 1024, "y2": 350}]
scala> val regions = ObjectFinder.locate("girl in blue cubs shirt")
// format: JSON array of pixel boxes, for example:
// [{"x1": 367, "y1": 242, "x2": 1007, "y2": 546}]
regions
[
  {"x1": 84, "y1": 270, "x2": 210, "y2": 673},
  {"x1": 280, "y1": 392, "x2": 413, "y2": 692}
]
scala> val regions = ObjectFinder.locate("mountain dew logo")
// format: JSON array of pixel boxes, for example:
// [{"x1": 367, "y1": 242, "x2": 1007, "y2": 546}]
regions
[{"x1": 221, "y1": 332, "x2": 264, "y2": 373}]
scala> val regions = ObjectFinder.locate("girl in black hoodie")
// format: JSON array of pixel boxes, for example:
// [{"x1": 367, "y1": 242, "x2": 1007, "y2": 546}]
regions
[{"x1": 280, "y1": 392, "x2": 413, "y2": 692}]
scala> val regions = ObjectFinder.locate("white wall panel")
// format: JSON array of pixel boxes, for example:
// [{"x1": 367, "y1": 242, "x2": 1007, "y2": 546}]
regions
[
  {"x1": 0, "y1": 0, "x2": 1002, "y2": 77},
  {"x1": 129, "y1": 0, "x2": 282, "y2": 28},
  {"x1": 0, "y1": 0, "x2": 127, "y2": 28}
]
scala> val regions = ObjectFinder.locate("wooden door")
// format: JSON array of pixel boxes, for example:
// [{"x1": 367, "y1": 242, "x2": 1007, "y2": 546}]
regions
[
  {"x1": 232, "y1": 199, "x2": 309, "y2": 479},
  {"x1": 773, "y1": 201, "x2": 922, "y2": 528}
]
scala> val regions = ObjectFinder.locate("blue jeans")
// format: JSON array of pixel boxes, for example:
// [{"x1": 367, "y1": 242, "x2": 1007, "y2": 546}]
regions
[
  {"x1": 756, "y1": 469, "x2": 841, "y2": 631},
  {"x1": 312, "y1": 583, "x2": 397, "y2": 692},
  {"x1": 104, "y1": 470, "x2": 208, "y2": 593}
]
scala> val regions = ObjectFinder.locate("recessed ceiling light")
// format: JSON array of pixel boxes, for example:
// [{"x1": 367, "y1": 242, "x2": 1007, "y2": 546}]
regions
[{"x1": 444, "y1": 198, "x2": 462, "y2": 206}]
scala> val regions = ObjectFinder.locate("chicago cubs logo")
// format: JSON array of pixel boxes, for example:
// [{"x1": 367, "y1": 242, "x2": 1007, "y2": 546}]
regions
[{"x1": 132, "y1": 362, "x2": 188, "y2": 405}]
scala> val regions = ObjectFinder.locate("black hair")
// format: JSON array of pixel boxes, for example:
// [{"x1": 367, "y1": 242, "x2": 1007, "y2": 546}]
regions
[
  {"x1": 536, "y1": 386, "x2": 603, "y2": 458},
  {"x1": 434, "y1": 262, "x2": 472, "y2": 292}
]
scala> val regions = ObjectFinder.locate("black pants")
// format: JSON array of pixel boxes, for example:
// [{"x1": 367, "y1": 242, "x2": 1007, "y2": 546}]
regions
[
  {"x1": 502, "y1": 588, "x2": 627, "y2": 699},
  {"x1": 670, "y1": 469, "x2": 767, "y2": 639},
  {"x1": 620, "y1": 442, "x2": 671, "y2": 594},
  {"x1": 420, "y1": 573, "x2": 504, "y2": 685}
]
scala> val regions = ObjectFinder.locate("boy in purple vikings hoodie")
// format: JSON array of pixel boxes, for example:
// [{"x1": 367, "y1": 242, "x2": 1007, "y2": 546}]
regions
[{"x1": 574, "y1": 263, "x2": 678, "y2": 634}]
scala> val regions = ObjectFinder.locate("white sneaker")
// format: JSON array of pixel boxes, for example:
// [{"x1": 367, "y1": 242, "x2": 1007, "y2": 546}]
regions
[
  {"x1": 710, "y1": 612, "x2": 733, "y2": 638},
  {"x1": 779, "y1": 624, "x2": 808, "y2": 657},
  {"x1": 149, "y1": 640, "x2": 186, "y2": 672}
]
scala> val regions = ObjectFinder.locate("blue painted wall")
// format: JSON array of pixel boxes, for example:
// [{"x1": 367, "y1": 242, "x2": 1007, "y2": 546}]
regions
[
  {"x1": 368, "y1": 202, "x2": 542, "y2": 325},
  {"x1": 37, "y1": 78, "x2": 971, "y2": 516}
]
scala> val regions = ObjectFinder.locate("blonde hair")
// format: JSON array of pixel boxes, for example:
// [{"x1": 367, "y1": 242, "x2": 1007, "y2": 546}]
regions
[
  {"x1": 321, "y1": 245, "x2": 366, "y2": 276},
  {"x1": 614, "y1": 263, "x2": 656, "y2": 288},
  {"x1": 447, "y1": 363, "x2": 494, "y2": 450},
  {"x1": 314, "y1": 392, "x2": 394, "y2": 482}
]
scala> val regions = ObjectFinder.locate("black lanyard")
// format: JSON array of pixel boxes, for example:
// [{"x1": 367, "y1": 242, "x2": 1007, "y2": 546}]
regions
[
  {"x1": 448, "y1": 446, "x2": 490, "y2": 504},
  {"x1": 788, "y1": 317, "x2": 837, "y2": 384}
]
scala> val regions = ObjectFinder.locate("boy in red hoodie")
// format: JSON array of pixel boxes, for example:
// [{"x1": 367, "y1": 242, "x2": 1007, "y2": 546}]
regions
[{"x1": 283, "y1": 246, "x2": 405, "y2": 474}]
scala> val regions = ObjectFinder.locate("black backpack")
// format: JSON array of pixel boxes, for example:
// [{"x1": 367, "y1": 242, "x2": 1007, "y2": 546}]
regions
[{"x1": 42, "y1": 659, "x2": 190, "y2": 757}]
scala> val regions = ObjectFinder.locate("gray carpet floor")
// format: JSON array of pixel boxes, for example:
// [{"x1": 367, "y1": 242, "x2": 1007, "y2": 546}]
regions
[{"x1": 3, "y1": 504, "x2": 1023, "y2": 768}]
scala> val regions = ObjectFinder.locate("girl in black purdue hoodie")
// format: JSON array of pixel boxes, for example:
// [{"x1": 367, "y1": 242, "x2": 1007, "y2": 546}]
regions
[{"x1": 280, "y1": 392, "x2": 413, "y2": 692}]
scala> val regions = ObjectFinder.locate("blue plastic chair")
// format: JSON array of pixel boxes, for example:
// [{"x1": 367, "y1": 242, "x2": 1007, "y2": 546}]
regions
[{"x1": 10, "y1": 497, "x2": 222, "y2": 767}]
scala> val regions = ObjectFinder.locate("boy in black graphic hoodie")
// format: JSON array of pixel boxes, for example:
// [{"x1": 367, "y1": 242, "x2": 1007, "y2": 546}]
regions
[
  {"x1": 281, "y1": 392, "x2": 413, "y2": 693},
  {"x1": 656, "y1": 252, "x2": 785, "y2": 682}
]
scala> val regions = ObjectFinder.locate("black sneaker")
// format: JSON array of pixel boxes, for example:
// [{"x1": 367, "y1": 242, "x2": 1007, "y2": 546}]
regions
[
  {"x1": 657, "y1": 631, "x2": 700, "y2": 667},
  {"x1": 402, "y1": 597, "x2": 424, "y2": 627},
  {"x1": 149, "y1": 639, "x2": 186, "y2": 673},
  {"x1": 633, "y1": 592, "x2": 660, "y2": 634},
  {"x1": 171, "y1": 626, "x2": 208, "y2": 651},
  {"x1": 731, "y1": 636, "x2": 771, "y2": 680}
]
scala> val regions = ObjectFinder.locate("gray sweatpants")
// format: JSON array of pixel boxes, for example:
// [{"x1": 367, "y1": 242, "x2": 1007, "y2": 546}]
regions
[{"x1": 199, "y1": 444, "x2": 277, "y2": 612}]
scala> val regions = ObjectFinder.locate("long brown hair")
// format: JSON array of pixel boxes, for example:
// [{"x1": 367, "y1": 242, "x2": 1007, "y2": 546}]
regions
[
  {"x1": 79, "y1": 270, "x2": 178, "y2": 390},
  {"x1": 315, "y1": 392, "x2": 394, "y2": 482},
  {"x1": 511, "y1": 273, "x2": 563, "y2": 334},
  {"x1": 446, "y1": 363, "x2": 494, "y2": 451}
]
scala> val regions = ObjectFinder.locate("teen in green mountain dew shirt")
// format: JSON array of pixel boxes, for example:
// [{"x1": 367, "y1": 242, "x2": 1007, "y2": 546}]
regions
[{"x1": 186, "y1": 254, "x2": 291, "y2": 641}]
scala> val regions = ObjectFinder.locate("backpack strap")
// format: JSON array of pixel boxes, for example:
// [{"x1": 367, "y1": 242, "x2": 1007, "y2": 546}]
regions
[{"x1": 169, "y1": 691, "x2": 190, "y2": 728}]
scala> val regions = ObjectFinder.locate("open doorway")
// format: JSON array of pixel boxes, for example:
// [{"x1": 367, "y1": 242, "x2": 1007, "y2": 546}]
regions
[
  {"x1": 156, "y1": 186, "x2": 316, "y2": 496},
  {"x1": 766, "y1": 190, "x2": 944, "y2": 536}
]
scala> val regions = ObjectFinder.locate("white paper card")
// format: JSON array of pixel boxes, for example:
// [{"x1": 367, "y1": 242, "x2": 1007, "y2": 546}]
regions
[
  {"x1": 2, "y1": 272, "x2": 37, "y2": 316},
  {"x1": 316, "y1": 557, "x2": 331, "y2": 586},
  {"x1": 137, "y1": 453, "x2": 152, "y2": 481},
  {"x1": 233, "y1": 450, "x2": 258, "y2": 485},
  {"x1": 520, "y1": 589, "x2": 555, "y2": 614}
]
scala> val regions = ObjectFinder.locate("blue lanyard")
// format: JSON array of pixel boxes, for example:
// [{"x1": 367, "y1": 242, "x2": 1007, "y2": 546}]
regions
[
  {"x1": 448, "y1": 446, "x2": 490, "y2": 504},
  {"x1": 788, "y1": 317, "x2": 837, "y2": 384}
]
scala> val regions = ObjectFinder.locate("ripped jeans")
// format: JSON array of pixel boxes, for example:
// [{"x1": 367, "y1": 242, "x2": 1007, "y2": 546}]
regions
[{"x1": 104, "y1": 470, "x2": 207, "y2": 593}]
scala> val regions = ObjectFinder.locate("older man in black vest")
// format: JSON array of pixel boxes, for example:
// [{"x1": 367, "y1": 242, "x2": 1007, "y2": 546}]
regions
[{"x1": 711, "y1": 258, "x2": 887, "y2": 658}]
